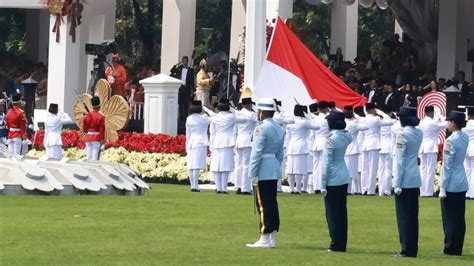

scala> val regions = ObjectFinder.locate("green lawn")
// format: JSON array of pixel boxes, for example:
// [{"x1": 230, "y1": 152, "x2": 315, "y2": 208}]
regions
[{"x1": 0, "y1": 184, "x2": 473, "y2": 265}]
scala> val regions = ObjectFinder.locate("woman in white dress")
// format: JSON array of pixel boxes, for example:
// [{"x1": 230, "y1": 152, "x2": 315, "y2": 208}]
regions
[
  {"x1": 185, "y1": 100, "x2": 212, "y2": 192},
  {"x1": 43, "y1": 103, "x2": 72, "y2": 160},
  {"x1": 209, "y1": 99, "x2": 246, "y2": 194},
  {"x1": 286, "y1": 105, "x2": 319, "y2": 194}
]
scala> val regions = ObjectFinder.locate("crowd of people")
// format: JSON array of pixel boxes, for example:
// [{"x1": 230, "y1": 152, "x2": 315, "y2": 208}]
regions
[{"x1": 185, "y1": 95, "x2": 472, "y2": 256}]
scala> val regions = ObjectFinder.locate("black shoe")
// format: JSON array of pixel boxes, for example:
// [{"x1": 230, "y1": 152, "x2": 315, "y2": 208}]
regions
[
  {"x1": 241, "y1": 192, "x2": 252, "y2": 195},
  {"x1": 190, "y1": 189, "x2": 199, "y2": 192},
  {"x1": 294, "y1": 192, "x2": 301, "y2": 195},
  {"x1": 290, "y1": 191, "x2": 296, "y2": 194},
  {"x1": 236, "y1": 188, "x2": 242, "y2": 194},
  {"x1": 217, "y1": 191, "x2": 222, "y2": 194},
  {"x1": 222, "y1": 191, "x2": 229, "y2": 194},
  {"x1": 302, "y1": 191, "x2": 308, "y2": 194},
  {"x1": 314, "y1": 190, "x2": 321, "y2": 194}
]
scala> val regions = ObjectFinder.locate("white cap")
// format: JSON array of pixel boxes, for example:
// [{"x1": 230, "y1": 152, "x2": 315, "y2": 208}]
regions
[{"x1": 256, "y1": 97, "x2": 277, "y2": 111}]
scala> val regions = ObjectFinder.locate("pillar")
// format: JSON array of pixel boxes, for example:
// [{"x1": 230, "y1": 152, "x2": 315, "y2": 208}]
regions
[
  {"x1": 394, "y1": 19, "x2": 403, "y2": 41},
  {"x1": 46, "y1": 15, "x2": 82, "y2": 115},
  {"x1": 266, "y1": 0, "x2": 293, "y2": 21},
  {"x1": 160, "y1": 0, "x2": 196, "y2": 74},
  {"x1": 455, "y1": 0, "x2": 473, "y2": 81},
  {"x1": 229, "y1": 0, "x2": 246, "y2": 60},
  {"x1": 436, "y1": 0, "x2": 458, "y2": 80},
  {"x1": 330, "y1": 1, "x2": 358, "y2": 61},
  {"x1": 140, "y1": 74, "x2": 182, "y2": 136},
  {"x1": 244, "y1": 0, "x2": 266, "y2": 89}
]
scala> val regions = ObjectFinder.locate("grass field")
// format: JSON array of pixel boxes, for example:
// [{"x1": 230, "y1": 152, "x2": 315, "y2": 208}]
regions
[{"x1": 0, "y1": 184, "x2": 473, "y2": 265}]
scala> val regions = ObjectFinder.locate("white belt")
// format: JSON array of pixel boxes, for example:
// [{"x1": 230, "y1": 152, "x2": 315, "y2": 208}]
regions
[
  {"x1": 9, "y1": 128, "x2": 21, "y2": 132},
  {"x1": 262, "y1": 153, "x2": 275, "y2": 158},
  {"x1": 87, "y1": 132, "x2": 100, "y2": 135}
]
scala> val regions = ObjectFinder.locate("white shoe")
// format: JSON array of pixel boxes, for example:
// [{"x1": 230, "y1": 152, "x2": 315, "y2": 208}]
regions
[
  {"x1": 269, "y1": 231, "x2": 277, "y2": 248},
  {"x1": 246, "y1": 234, "x2": 272, "y2": 248}
]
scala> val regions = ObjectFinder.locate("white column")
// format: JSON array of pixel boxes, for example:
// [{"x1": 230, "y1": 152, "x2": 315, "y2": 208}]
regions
[
  {"x1": 436, "y1": 0, "x2": 458, "y2": 80},
  {"x1": 394, "y1": 19, "x2": 403, "y2": 41},
  {"x1": 244, "y1": 0, "x2": 266, "y2": 89},
  {"x1": 46, "y1": 15, "x2": 82, "y2": 115},
  {"x1": 229, "y1": 0, "x2": 246, "y2": 60},
  {"x1": 455, "y1": 0, "x2": 473, "y2": 81},
  {"x1": 266, "y1": 0, "x2": 293, "y2": 21},
  {"x1": 140, "y1": 74, "x2": 182, "y2": 136},
  {"x1": 330, "y1": 1, "x2": 358, "y2": 61},
  {"x1": 161, "y1": 0, "x2": 196, "y2": 74}
]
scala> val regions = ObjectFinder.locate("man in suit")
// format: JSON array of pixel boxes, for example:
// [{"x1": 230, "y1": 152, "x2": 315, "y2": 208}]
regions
[
  {"x1": 246, "y1": 97, "x2": 285, "y2": 248},
  {"x1": 418, "y1": 106, "x2": 448, "y2": 197},
  {"x1": 393, "y1": 107, "x2": 423, "y2": 258},
  {"x1": 170, "y1": 56, "x2": 195, "y2": 121}
]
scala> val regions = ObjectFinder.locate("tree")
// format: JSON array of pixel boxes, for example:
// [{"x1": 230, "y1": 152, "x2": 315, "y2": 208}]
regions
[{"x1": 0, "y1": 9, "x2": 26, "y2": 54}]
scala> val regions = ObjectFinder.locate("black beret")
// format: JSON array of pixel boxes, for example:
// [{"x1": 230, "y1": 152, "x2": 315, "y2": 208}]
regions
[
  {"x1": 12, "y1": 94, "x2": 21, "y2": 102},
  {"x1": 309, "y1": 103, "x2": 319, "y2": 113},
  {"x1": 91, "y1": 96, "x2": 101, "y2": 107},
  {"x1": 328, "y1": 101, "x2": 336, "y2": 108},
  {"x1": 424, "y1": 106, "x2": 434, "y2": 113},
  {"x1": 191, "y1": 100, "x2": 202, "y2": 106},
  {"x1": 48, "y1": 103, "x2": 59, "y2": 114},
  {"x1": 344, "y1": 105, "x2": 353, "y2": 111},
  {"x1": 446, "y1": 111, "x2": 465, "y2": 122},
  {"x1": 326, "y1": 110, "x2": 345, "y2": 121},
  {"x1": 241, "y1": 97, "x2": 252, "y2": 105},
  {"x1": 397, "y1": 107, "x2": 417, "y2": 117},
  {"x1": 468, "y1": 108, "x2": 474, "y2": 116},
  {"x1": 318, "y1": 101, "x2": 328, "y2": 109},
  {"x1": 365, "y1": 103, "x2": 376, "y2": 110}
]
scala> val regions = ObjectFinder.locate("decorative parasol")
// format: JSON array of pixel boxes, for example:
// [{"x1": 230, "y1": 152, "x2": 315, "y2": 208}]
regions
[{"x1": 73, "y1": 79, "x2": 130, "y2": 141}]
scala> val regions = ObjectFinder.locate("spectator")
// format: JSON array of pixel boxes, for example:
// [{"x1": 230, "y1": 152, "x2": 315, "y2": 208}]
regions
[
  {"x1": 195, "y1": 59, "x2": 213, "y2": 108},
  {"x1": 105, "y1": 54, "x2": 128, "y2": 98},
  {"x1": 170, "y1": 56, "x2": 195, "y2": 122}
]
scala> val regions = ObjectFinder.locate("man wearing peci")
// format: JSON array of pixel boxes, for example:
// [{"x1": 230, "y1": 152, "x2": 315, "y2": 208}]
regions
[
  {"x1": 246, "y1": 98, "x2": 285, "y2": 248},
  {"x1": 170, "y1": 56, "x2": 195, "y2": 122}
]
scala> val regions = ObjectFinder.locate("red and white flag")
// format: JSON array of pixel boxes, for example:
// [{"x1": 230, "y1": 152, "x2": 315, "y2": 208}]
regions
[{"x1": 254, "y1": 17, "x2": 367, "y2": 111}]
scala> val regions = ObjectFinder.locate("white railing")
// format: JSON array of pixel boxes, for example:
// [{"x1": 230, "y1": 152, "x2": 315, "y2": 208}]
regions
[{"x1": 129, "y1": 102, "x2": 144, "y2": 120}]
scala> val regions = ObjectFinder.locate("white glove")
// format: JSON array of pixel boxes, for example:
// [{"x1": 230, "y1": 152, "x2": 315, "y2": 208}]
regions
[
  {"x1": 439, "y1": 188, "x2": 447, "y2": 199},
  {"x1": 321, "y1": 189, "x2": 327, "y2": 197},
  {"x1": 394, "y1": 187, "x2": 402, "y2": 195},
  {"x1": 251, "y1": 178, "x2": 258, "y2": 187}
]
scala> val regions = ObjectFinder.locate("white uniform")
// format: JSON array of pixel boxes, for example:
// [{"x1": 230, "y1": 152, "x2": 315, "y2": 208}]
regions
[
  {"x1": 378, "y1": 116, "x2": 393, "y2": 196},
  {"x1": 417, "y1": 116, "x2": 448, "y2": 196},
  {"x1": 274, "y1": 111, "x2": 294, "y2": 191},
  {"x1": 361, "y1": 114, "x2": 394, "y2": 195},
  {"x1": 462, "y1": 120, "x2": 474, "y2": 198},
  {"x1": 210, "y1": 111, "x2": 246, "y2": 193},
  {"x1": 306, "y1": 114, "x2": 317, "y2": 192},
  {"x1": 345, "y1": 116, "x2": 367, "y2": 194},
  {"x1": 311, "y1": 112, "x2": 329, "y2": 191},
  {"x1": 234, "y1": 108, "x2": 258, "y2": 193},
  {"x1": 286, "y1": 116, "x2": 319, "y2": 193},
  {"x1": 186, "y1": 113, "x2": 212, "y2": 190},
  {"x1": 43, "y1": 112, "x2": 72, "y2": 160}
]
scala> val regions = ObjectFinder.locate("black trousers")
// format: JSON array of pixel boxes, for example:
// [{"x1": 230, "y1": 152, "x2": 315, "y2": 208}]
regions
[
  {"x1": 441, "y1": 191, "x2": 466, "y2": 255},
  {"x1": 395, "y1": 188, "x2": 419, "y2": 257},
  {"x1": 255, "y1": 180, "x2": 279, "y2": 234},
  {"x1": 324, "y1": 184, "x2": 348, "y2": 252},
  {"x1": 178, "y1": 85, "x2": 190, "y2": 121}
]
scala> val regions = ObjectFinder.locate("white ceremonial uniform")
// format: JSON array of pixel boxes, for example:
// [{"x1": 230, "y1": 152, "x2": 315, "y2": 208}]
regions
[
  {"x1": 274, "y1": 111, "x2": 295, "y2": 191},
  {"x1": 361, "y1": 113, "x2": 394, "y2": 195},
  {"x1": 462, "y1": 120, "x2": 474, "y2": 198},
  {"x1": 43, "y1": 112, "x2": 72, "y2": 160},
  {"x1": 378, "y1": 116, "x2": 394, "y2": 196},
  {"x1": 234, "y1": 108, "x2": 258, "y2": 193},
  {"x1": 286, "y1": 116, "x2": 319, "y2": 193},
  {"x1": 345, "y1": 116, "x2": 367, "y2": 194},
  {"x1": 417, "y1": 116, "x2": 448, "y2": 196},
  {"x1": 186, "y1": 113, "x2": 212, "y2": 190},
  {"x1": 311, "y1": 112, "x2": 329, "y2": 191},
  {"x1": 357, "y1": 119, "x2": 366, "y2": 185},
  {"x1": 210, "y1": 111, "x2": 246, "y2": 193},
  {"x1": 306, "y1": 114, "x2": 317, "y2": 192}
]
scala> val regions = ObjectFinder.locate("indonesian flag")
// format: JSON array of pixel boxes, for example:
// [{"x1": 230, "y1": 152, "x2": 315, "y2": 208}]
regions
[{"x1": 254, "y1": 17, "x2": 367, "y2": 111}]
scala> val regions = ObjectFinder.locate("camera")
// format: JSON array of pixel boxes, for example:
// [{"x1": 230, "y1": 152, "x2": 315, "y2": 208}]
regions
[{"x1": 85, "y1": 40, "x2": 117, "y2": 56}]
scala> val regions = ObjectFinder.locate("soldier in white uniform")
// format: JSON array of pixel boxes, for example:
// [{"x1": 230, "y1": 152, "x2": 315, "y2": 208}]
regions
[
  {"x1": 273, "y1": 99, "x2": 294, "y2": 192},
  {"x1": 343, "y1": 105, "x2": 367, "y2": 194},
  {"x1": 378, "y1": 105, "x2": 395, "y2": 196},
  {"x1": 209, "y1": 99, "x2": 246, "y2": 193},
  {"x1": 286, "y1": 105, "x2": 319, "y2": 194},
  {"x1": 462, "y1": 108, "x2": 474, "y2": 199},
  {"x1": 418, "y1": 105, "x2": 448, "y2": 197},
  {"x1": 43, "y1": 103, "x2": 72, "y2": 160},
  {"x1": 306, "y1": 103, "x2": 319, "y2": 193},
  {"x1": 311, "y1": 101, "x2": 330, "y2": 193},
  {"x1": 186, "y1": 101, "x2": 212, "y2": 192},
  {"x1": 361, "y1": 103, "x2": 394, "y2": 195},
  {"x1": 354, "y1": 106, "x2": 366, "y2": 194},
  {"x1": 234, "y1": 97, "x2": 258, "y2": 194}
]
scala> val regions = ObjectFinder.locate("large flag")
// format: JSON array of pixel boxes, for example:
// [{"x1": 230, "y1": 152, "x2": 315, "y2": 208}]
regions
[{"x1": 254, "y1": 17, "x2": 367, "y2": 111}]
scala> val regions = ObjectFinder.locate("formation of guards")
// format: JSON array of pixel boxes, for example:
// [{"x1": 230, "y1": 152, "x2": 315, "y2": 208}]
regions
[{"x1": 186, "y1": 96, "x2": 472, "y2": 255}]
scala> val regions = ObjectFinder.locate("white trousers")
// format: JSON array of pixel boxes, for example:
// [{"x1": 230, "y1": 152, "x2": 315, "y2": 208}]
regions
[
  {"x1": 378, "y1": 153, "x2": 392, "y2": 196},
  {"x1": 86, "y1": 141, "x2": 101, "y2": 161},
  {"x1": 234, "y1": 147, "x2": 252, "y2": 192},
  {"x1": 464, "y1": 156, "x2": 474, "y2": 198},
  {"x1": 345, "y1": 154, "x2": 359, "y2": 194},
  {"x1": 214, "y1": 172, "x2": 229, "y2": 192},
  {"x1": 312, "y1": 150, "x2": 322, "y2": 191},
  {"x1": 420, "y1": 153, "x2": 437, "y2": 197},
  {"x1": 7, "y1": 137, "x2": 22, "y2": 155},
  {"x1": 45, "y1": 145, "x2": 62, "y2": 160},
  {"x1": 189, "y1": 169, "x2": 200, "y2": 190},
  {"x1": 288, "y1": 174, "x2": 303, "y2": 193},
  {"x1": 361, "y1": 150, "x2": 379, "y2": 195}
]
